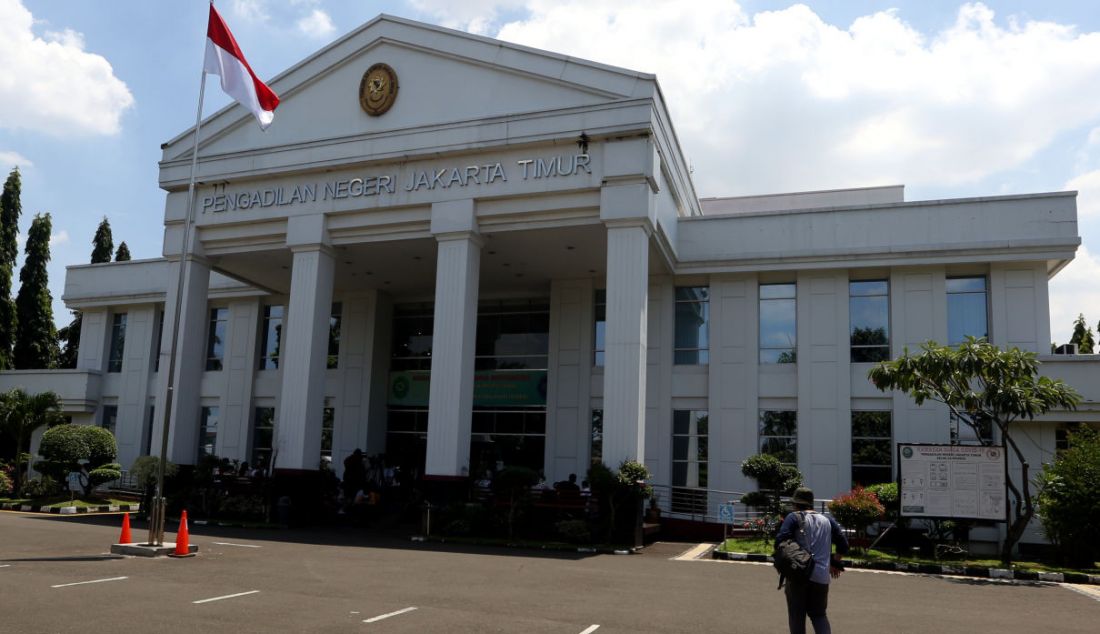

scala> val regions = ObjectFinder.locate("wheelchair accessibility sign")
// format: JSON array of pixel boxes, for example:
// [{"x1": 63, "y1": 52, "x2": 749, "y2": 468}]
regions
[{"x1": 717, "y1": 503, "x2": 736, "y2": 524}]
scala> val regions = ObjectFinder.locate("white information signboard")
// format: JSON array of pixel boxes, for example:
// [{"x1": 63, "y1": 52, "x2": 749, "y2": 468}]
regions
[{"x1": 898, "y1": 444, "x2": 1006, "y2": 521}]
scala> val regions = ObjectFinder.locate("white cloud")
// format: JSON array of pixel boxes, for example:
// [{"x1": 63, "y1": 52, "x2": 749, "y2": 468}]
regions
[
  {"x1": 0, "y1": 151, "x2": 31, "y2": 169},
  {"x1": 1067, "y1": 169, "x2": 1100, "y2": 219},
  {"x1": 1049, "y1": 246, "x2": 1100, "y2": 345},
  {"x1": 436, "y1": 1, "x2": 1100, "y2": 197},
  {"x1": 231, "y1": 0, "x2": 270, "y2": 24},
  {"x1": 297, "y1": 9, "x2": 336, "y2": 39},
  {"x1": 0, "y1": 0, "x2": 133, "y2": 136},
  {"x1": 49, "y1": 229, "x2": 69, "y2": 247}
]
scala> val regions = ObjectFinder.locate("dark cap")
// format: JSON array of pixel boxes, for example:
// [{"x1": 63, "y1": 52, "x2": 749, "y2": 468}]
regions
[{"x1": 791, "y1": 487, "x2": 815, "y2": 508}]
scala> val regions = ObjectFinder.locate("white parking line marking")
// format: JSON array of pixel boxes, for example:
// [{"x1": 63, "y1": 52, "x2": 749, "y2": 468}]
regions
[
  {"x1": 192, "y1": 590, "x2": 260, "y2": 604},
  {"x1": 212, "y1": 542, "x2": 262, "y2": 548},
  {"x1": 579, "y1": 625, "x2": 601, "y2": 634},
  {"x1": 51, "y1": 576, "x2": 127, "y2": 588},
  {"x1": 0, "y1": 564, "x2": 10, "y2": 568},
  {"x1": 363, "y1": 606, "x2": 417, "y2": 623}
]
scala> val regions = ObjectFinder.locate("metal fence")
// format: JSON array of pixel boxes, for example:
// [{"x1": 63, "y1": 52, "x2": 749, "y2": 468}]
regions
[{"x1": 648, "y1": 483, "x2": 833, "y2": 525}]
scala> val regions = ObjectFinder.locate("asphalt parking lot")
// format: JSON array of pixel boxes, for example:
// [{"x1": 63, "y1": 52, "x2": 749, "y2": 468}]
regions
[{"x1": 1, "y1": 510, "x2": 1098, "y2": 633}]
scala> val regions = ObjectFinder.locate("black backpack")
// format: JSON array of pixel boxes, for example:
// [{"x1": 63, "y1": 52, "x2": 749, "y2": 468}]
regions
[{"x1": 773, "y1": 511, "x2": 815, "y2": 589}]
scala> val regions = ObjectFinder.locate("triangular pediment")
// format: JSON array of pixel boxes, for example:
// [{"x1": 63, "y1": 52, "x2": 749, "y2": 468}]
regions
[{"x1": 163, "y1": 15, "x2": 657, "y2": 165}]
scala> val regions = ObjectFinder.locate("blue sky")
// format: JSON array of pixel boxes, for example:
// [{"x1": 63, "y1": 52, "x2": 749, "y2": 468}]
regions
[{"x1": 3, "y1": 0, "x2": 1100, "y2": 345}]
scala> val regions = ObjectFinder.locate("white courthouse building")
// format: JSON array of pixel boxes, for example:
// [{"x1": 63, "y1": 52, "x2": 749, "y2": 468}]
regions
[{"x1": 4, "y1": 16, "x2": 1098, "y2": 526}]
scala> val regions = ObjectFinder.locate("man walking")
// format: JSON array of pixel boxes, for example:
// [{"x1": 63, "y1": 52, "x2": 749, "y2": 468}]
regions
[{"x1": 775, "y1": 487, "x2": 849, "y2": 634}]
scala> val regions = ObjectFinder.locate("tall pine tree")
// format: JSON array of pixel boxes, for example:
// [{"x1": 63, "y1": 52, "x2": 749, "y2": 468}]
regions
[
  {"x1": 114, "y1": 241, "x2": 131, "y2": 261},
  {"x1": 13, "y1": 213, "x2": 57, "y2": 369},
  {"x1": 1070, "y1": 314, "x2": 1095, "y2": 354},
  {"x1": 91, "y1": 216, "x2": 113, "y2": 264},
  {"x1": 0, "y1": 168, "x2": 20, "y2": 369}
]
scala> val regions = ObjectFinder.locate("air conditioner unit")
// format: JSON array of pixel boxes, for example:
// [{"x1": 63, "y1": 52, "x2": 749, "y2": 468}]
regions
[{"x1": 1054, "y1": 343, "x2": 1078, "y2": 355}]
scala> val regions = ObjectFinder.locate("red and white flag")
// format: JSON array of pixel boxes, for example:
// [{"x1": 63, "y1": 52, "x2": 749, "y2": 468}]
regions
[{"x1": 203, "y1": 4, "x2": 280, "y2": 129}]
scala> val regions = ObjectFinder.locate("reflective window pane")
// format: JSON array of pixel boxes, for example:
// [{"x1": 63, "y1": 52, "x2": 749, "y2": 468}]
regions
[
  {"x1": 760, "y1": 286, "x2": 796, "y2": 364},
  {"x1": 674, "y1": 287, "x2": 709, "y2": 365},
  {"x1": 947, "y1": 286, "x2": 988, "y2": 345}
]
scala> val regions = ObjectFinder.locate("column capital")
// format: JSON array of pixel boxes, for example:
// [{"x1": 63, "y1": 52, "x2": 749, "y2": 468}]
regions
[
  {"x1": 289, "y1": 243, "x2": 337, "y2": 258},
  {"x1": 431, "y1": 199, "x2": 478, "y2": 236},
  {"x1": 434, "y1": 230, "x2": 485, "y2": 248},
  {"x1": 602, "y1": 218, "x2": 653, "y2": 235}
]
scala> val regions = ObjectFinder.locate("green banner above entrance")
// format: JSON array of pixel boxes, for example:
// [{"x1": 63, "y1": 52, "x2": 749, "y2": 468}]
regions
[{"x1": 388, "y1": 370, "x2": 548, "y2": 407}]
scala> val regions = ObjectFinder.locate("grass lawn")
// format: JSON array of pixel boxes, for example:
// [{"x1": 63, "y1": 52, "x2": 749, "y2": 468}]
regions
[
  {"x1": 717, "y1": 536, "x2": 1100, "y2": 575},
  {"x1": 0, "y1": 495, "x2": 137, "y2": 509}
]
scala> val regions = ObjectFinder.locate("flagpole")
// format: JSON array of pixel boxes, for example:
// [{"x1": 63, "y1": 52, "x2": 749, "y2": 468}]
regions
[{"x1": 148, "y1": 65, "x2": 209, "y2": 547}]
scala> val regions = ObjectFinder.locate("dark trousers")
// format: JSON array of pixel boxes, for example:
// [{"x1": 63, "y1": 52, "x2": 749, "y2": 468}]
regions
[{"x1": 784, "y1": 579, "x2": 830, "y2": 634}]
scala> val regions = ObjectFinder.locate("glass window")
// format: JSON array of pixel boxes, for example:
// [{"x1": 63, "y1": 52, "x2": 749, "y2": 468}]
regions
[
  {"x1": 760, "y1": 284, "x2": 797, "y2": 364},
  {"x1": 145, "y1": 405, "x2": 155, "y2": 456},
  {"x1": 852, "y1": 411, "x2": 892, "y2": 486},
  {"x1": 950, "y1": 412, "x2": 993, "y2": 446},
  {"x1": 251, "y1": 407, "x2": 274, "y2": 470},
  {"x1": 101, "y1": 405, "x2": 118, "y2": 435},
  {"x1": 759, "y1": 410, "x2": 797, "y2": 464},
  {"x1": 473, "y1": 299, "x2": 549, "y2": 371},
  {"x1": 391, "y1": 304, "x2": 434, "y2": 371},
  {"x1": 468, "y1": 407, "x2": 547, "y2": 476},
  {"x1": 850, "y1": 280, "x2": 890, "y2": 362},
  {"x1": 594, "y1": 289, "x2": 606, "y2": 367},
  {"x1": 947, "y1": 277, "x2": 988, "y2": 345},
  {"x1": 108, "y1": 313, "x2": 127, "y2": 373},
  {"x1": 198, "y1": 406, "x2": 220, "y2": 459},
  {"x1": 205, "y1": 308, "x2": 228, "y2": 371},
  {"x1": 321, "y1": 406, "x2": 335, "y2": 464},
  {"x1": 671, "y1": 409, "x2": 709, "y2": 514},
  {"x1": 153, "y1": 310, "x2": 163, "y2": 373},
  {"x1": 590, "y1": 409, "x2": 603, "y2": 466},
  {"x1": 328, "y1": 303, "x2": 342, "y2": 369},
  {"x1": 674, "y1": 287, "x2": 709, "y2": 365},
  {"x1": 259, "y1": 305, "x2": 283, "y2": 370}
]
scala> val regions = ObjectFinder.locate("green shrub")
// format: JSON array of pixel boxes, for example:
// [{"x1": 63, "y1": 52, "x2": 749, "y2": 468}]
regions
[
  {"x1": 828, "y1": 486, "x2": 885, "y2": 546},
  {"x1": 89, "y1": 464, "x2": 123, "y2": 488},
  {"x1": 556, "y1": 519, "x2": 591, "y2": 544},
  {"x1": 22, "y1": 476, "x2": 60, "y2": 498},
  {"x1": 741, "y1": 454, "x2": 803, "y2": 517},
  {"x1": 36, "y1": 425, "x2": 119, "y2": 494},
  {"x1": 0, "y1": 470, "x2": 12, "y2": 496},
  {"x1": 493, "y1": 466, "x2": 540, "y2": 539},
  {"x1": 1037, "y1": 427, "x2": 1100, "y2": 568},
  {"x1": 866, "y1": 482, "x2": 898, "y2": 519},
  {"x1": 130, "y1": 456, "x2": 178, "y2": 487}
]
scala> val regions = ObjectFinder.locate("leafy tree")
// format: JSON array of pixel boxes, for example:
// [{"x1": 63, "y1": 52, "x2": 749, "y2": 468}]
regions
[
  {"x1": 0, "y1": 388, "x2": 63, "y2": 495},
  {"x1": 36, "y1": 424, "x2": 120, "y2": 495},
  {"x1": 90, "y1": 216, "x2": 113, "y2": 264},
  {"x1": 56, "y1": 311, "x2": 81, "y2": 369},
  {"x1": 114, "y1": 241, "x2": 131, "y2": 262},
  {"x1": 492, "y1": 465, "x2": 539, "y2": 539},
  {"x1": 1036, "y1": 427, "x2": 1100, "y2": 568},
  {"x1": 740, "y1": 453, "x2": 803, "y2": 520},
  {"x1": 13, "y1": 213, "x2": 57, "y2": 369},
  {"x1": 1069, "y1": 314, "x2": 1094, "y2": 353},
  {"x1": 869, "y1": 337, "x2": 1080, "y2": 564},
  {"x1": 0, "y1": 168, "x2": 21, "y2": 370}
]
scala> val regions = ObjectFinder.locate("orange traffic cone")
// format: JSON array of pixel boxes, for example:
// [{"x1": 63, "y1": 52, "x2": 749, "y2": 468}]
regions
[
  {"x1": 118, "y1": 512, "x2": 132, "y2": 544},
  {"x1": 169, "y1": 510, "x2": 195, "y2": 558}
]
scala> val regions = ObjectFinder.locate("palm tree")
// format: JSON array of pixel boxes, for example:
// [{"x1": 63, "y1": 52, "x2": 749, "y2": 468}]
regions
[{"x1": 0, "y1": 388, "x2": 63, "y2": 495}]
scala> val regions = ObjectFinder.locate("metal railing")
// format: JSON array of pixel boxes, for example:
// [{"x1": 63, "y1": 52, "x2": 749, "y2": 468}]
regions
[{"x1": 648, "y1": 484, "x2": 833, "y2": 525}]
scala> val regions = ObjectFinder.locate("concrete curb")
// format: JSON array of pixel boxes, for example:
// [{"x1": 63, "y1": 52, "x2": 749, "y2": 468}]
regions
[
  {"x1": 0, "y1": 502, "x2": 140, "y2": 515},
  {"x1": 711, "y1": 549, "x2": 1100, "y2": 585}
]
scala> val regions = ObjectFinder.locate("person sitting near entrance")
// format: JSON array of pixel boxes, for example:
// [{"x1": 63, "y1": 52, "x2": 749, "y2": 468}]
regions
[{"x1": 554, "y1": 473, "x2": 580, "y2": 492}]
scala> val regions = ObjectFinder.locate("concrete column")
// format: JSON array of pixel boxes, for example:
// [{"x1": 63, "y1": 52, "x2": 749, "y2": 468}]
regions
[
  {"x1": 274, "y1": 245, "x2": 335, "y2": 471},
  {"x1": 152, "y1": 256, "x2": 211, "y2": 464},
  {"x1": 425, "y1": 199, "x2": 481, "y2": 477},
  {"x1": 601, "y1": 221, "x2": 650, "y2": 467}
]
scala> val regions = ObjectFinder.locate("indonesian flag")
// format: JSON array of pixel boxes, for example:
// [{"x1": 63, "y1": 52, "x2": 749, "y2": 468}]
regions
[{"x1": 203, "y1": 5, "x2": 280, "y2": 129}]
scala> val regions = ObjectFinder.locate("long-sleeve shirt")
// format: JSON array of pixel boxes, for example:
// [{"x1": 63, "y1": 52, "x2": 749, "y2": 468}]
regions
[{"x1": 775, "y1": 510, "x2": 850, "y2": 585}]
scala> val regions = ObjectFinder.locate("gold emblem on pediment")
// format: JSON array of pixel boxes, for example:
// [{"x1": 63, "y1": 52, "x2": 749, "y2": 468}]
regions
[{"x1": 359, "y1": 63, "x2": 398, "y2": 116}]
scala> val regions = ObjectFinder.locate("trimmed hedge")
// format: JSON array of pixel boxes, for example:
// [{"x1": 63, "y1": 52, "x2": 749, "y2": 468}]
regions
[{"x1": 35, "y1": 424, "x2": 119, "y2": 489}]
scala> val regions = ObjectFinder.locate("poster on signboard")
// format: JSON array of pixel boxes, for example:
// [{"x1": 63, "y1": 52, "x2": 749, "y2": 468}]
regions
[{"x1": 897, "y1": 443, "x2": 1006, "y2": 521}]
